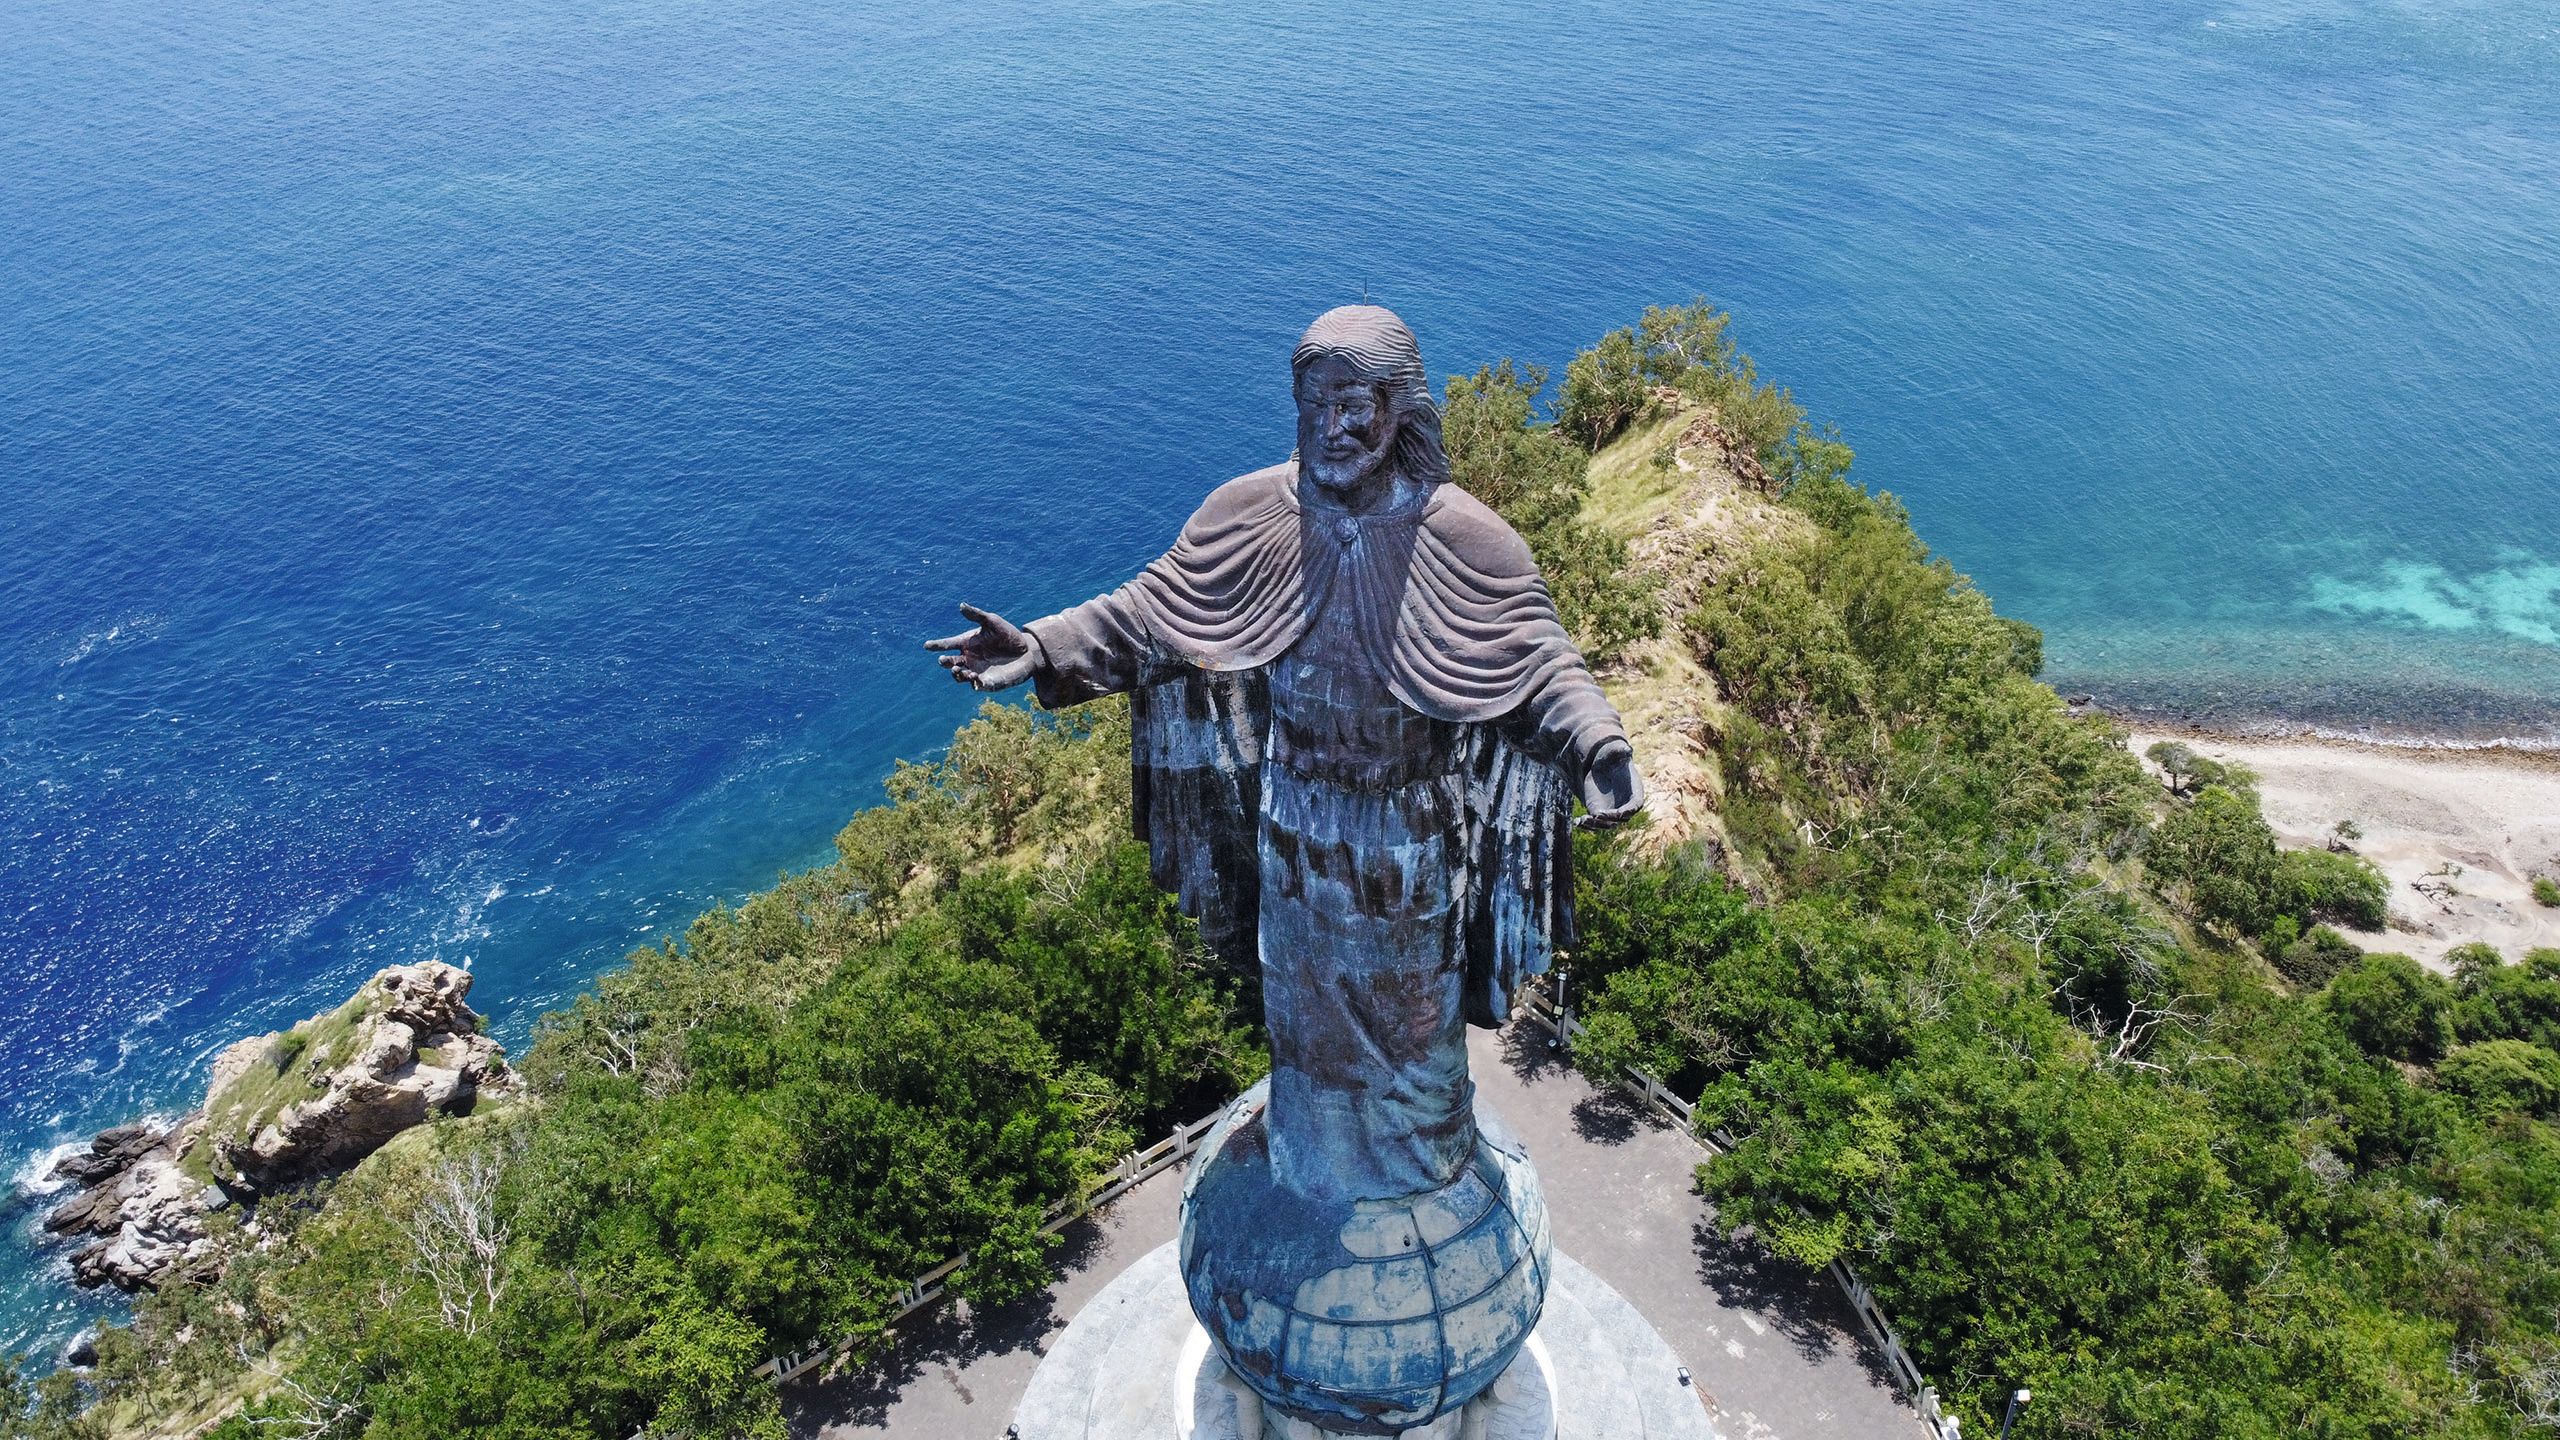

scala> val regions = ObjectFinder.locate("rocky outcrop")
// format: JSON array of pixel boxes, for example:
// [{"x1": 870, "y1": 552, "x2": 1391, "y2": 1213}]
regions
[
  {"x1": 40, "y1": 961, "x2": 510, "y2": 1291},
  {"x1": 212, "y1": 961, "x2": 509, "y2": 1190},
  {"x1": 43, "y1": 1128, "x2": 225, "y2": 1290},
  {"x1": 49, "y1": 1122, "x2": 166, "y2": 1185}
]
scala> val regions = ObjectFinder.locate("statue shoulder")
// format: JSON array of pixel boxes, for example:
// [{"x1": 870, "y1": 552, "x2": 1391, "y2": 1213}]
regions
[
  {"x1": 1419, "y1": 484, "x2": 1539, "y2": 582},
  {"x1": 1176, "y1": 461, "x2": 1299, "y2": 541}
]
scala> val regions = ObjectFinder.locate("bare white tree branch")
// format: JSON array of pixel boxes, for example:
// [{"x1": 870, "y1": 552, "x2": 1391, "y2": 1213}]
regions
[{"x1": 397, "y1": 1146, "x2": 512, "y2": 1337}]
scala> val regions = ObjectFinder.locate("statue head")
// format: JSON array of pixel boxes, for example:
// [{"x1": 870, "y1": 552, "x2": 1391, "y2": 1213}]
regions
[{"x1": 1291, "y1": 305, "x2": 1449, "y2": 497}]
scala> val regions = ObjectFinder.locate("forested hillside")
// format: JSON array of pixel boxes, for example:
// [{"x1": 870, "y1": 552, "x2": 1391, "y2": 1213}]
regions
[
  {"x1": 12, "y1": 306, "x2": 2559, "y2": 1440},
  {"x1": 1541, "y1": 304, "x2": 2560, "y2": 1439},
  {"x1": 13, "y1": 703, "x2": 1264, "y2": 1440}
]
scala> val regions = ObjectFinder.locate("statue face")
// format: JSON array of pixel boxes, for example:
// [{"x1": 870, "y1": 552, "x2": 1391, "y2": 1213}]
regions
[{"x1": 1294, "y1": 354, "x2": 1397, "y2": 495}]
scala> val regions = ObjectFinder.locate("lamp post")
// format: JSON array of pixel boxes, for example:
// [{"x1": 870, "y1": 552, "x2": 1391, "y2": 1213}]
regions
[
  {"x1": 1997, "y1": 1388, "x2": 2030, "y2": 1439},
  {"x1": 1552, "y1": 970, "x2": 1569, "y2": 1051}
]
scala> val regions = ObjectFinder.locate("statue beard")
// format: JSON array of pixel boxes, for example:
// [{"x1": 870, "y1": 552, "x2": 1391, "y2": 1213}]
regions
[{"x1": 1301, "y1": 426, "x2": 1396, "y2": 498}]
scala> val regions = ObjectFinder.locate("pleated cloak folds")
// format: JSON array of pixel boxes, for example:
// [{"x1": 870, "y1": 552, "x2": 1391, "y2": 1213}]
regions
[{"x1": 1026, "y1": 462, "x2": 1625, "y2": 1027}]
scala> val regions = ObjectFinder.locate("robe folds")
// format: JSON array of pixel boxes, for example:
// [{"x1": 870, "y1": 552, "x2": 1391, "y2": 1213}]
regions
[{"x1": 1026, "y1": 461, "x2": 1626, "y2": 1038}]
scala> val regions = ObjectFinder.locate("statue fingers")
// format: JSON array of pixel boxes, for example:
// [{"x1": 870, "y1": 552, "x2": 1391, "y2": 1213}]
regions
[
  {"x1": 956, "y1": 603, "x2": 1021, "y2": 640},
  {"x1": 1574, "y1": 805, "x2": 1637, "y2": 832},
  {"x1": 924, "y1": 629, "x2": 979, "y2": 652}
]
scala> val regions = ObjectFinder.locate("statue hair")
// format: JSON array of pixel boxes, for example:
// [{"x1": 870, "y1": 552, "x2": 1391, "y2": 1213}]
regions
[{"x1": 1291, "y1": 304, "x2": 1450, "y2": 489}]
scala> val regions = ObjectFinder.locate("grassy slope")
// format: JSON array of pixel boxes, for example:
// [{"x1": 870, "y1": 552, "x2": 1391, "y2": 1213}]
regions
[
  {"x1": 179, "y1": 991, "x2": 377, "y2": 1187},
  {"x1": 1581, "y1": 401, "x2": 1814, "y2": 885}
]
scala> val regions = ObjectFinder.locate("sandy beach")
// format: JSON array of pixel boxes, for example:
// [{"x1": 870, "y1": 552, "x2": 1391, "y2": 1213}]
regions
[{"x1": 2128, "y1": 728, "x2": 2560, "y2": 972}]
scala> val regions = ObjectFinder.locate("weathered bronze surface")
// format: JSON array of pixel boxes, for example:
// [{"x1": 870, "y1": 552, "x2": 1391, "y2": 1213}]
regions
[{"x1": 928, "y1": 306, "x2": 1641, "y2": 1434}]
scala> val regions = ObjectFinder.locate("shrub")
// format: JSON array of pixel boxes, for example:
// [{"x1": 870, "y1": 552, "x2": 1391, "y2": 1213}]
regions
[
  {"x1": 2445, "y1": 942, "x2": 2505, "y2": 986},
  {"x1": 2277, "y1": 925, "x2": 2362, "y2": 988},
  {"x1": 1442, "y1": 361, "x2": 1660, "y2": 665},
  {"x1": 2262, "y1": 914, "x2": 2301, "y2": 956},
  {"x1": 2437, "y1": 1039, "x2": 2560, "y2": 1117},
  {"x1": 2325, "y1": 952, "x2": 2456, "y2": 1062},
  {"x1": 2534, "y1": 876, "x2": 2560, "y2": 907},
  {"x1": 2274, "y1": 848, "x2": 2388, "y2": 931}
]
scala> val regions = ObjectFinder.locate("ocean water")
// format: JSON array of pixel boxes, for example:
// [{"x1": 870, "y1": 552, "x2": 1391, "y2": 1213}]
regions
[{"x1": 3, "y1": 0, "x2": 2555, "y2": 1358}]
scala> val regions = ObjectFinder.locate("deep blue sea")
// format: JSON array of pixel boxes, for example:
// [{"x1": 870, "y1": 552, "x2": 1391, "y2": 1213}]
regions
[{"x1": 4, "y1": 0, "x2": 2555, "y2": 1358}]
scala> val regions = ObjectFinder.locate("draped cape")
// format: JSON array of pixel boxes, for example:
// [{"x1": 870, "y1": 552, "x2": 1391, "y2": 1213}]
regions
[{"x1": 1028, "y1": 462, "x2": 1626, "y2": 1026}]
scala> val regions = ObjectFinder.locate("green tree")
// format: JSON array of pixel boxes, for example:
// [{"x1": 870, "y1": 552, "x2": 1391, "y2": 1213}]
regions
[
  {"x1": 2326, "y1": 952, "x2": 2456, "y2": 1063},
  {"x1": 2146, "y1": 740, "x2": 2201, "y2": 797},
  {"x1": 2454, "y1": 947, "x2": 2560, "y2": 1050},
  {"x1": 0, "y1": 1357, "x2": 97, "y2": 1440},
  {"x1": 778, "y1": 941, "x2": 1121, "y2": 1312},
  {"x1": 945, "y1": 843, "x2": 1262, "y2": 1131},
  {"x1": 2445, "y1": 942, "x2": 2505, "y2": 986},
  {"x1": 2439, "y1": 1039, "x2": 2560, "y2": 1117},
  {"x1": 1554, "y1": 327, "x2": 1649, "y2": 450},
  {"x1": 2152, "y1": 784, "x2": 2279, "y2": 935},
  {"x1": 1564, "y1": 842, "x2": 1777, "y2": 1088}
]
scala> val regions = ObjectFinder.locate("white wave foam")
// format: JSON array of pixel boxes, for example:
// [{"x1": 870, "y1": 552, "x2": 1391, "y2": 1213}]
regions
[
  {"x1": 2291, "y1": 723, "x2": 2560, "y2": 756},
  {"x1": 8, "y1": 1110, "x2": 182, "y2": 1202},
  {"x1": 57, "y1": 614, "x2": 165, "y2": 668},
  {"x1": 2132, "y1": 710, "x2": 2560, "y2": 756},
  {"x1": 10, "y1": 1140, "x2": 90, "y2": 1200}
]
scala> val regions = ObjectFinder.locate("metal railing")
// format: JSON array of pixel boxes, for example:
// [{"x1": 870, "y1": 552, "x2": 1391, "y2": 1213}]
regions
[
  {"x1": 750, "y1": 1108, "x2": 1227, "y2": 1385},
  {"x1": 1516, "y1": 991, "x2": 1960, "y2": 1439},
  {"x1": 725, "y1": 1005, "x2": 1958, "y2": 1436}
]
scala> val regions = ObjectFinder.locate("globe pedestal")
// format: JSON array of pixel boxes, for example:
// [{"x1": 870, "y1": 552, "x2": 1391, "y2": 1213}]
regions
[{"x1": 1177, "y1": 1083, "x2": 1550, "y2": 1433}]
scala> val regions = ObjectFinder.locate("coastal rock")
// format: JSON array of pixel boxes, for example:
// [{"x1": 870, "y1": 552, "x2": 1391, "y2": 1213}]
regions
[
  {"x1": 41, "y1": 961, "x2": 510, "y2": 1291},
  {"x1": 49, "y1": 1121, "x2": 167, "y2": 1186},
  {"x1": 40, "y1": 1170, "x2": 134, "y2": 1236},
  {"x1": 213, "y1": 961, "x2": 509, "y2": 1190},
  {"x1": 62, "y1": 1145, "x2": 225, "y2": 1291},
  {"x1": 41, "y1": 1117, "x2": 225, "y2": 1290}
]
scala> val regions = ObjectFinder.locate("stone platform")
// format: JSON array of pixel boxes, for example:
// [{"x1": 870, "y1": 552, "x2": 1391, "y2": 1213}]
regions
[{"x1": 1013, "y1": 1242, "x2": 1719, "y2": 1440}]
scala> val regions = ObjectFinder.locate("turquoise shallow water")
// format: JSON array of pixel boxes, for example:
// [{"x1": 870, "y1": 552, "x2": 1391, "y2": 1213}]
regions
[{"x1": 3, "y1": 0, "x2": 2556, "y2": 1357}]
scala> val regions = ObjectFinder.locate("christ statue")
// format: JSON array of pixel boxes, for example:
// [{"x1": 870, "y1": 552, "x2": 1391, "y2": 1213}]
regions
[{"x1": 929, "y1": 305, "x2": 1641, "y2": 1436}]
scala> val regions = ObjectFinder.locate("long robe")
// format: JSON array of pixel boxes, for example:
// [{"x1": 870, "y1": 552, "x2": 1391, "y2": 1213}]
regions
[{"x1": 1027, "y1": 462, "x2": 1627, "y2": 1199}]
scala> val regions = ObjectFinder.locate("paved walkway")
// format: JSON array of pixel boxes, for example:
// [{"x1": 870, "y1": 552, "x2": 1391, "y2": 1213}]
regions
[{"x1": 784, "y1": 1021, "x2": 1923, "y2": 1440}]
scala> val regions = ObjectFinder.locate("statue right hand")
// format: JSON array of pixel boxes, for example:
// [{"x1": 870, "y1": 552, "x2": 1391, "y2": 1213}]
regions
[{"x1": 925, "y1": 604, "x2": 1041, "y2": 692}]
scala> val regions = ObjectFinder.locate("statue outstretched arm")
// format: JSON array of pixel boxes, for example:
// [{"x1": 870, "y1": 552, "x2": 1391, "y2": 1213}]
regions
[
  {"x1": 1022, "y1": 583, "x2": 1194, "y2": 709},
  {"x1": 1505, "y1": 667, "x2": 1644, "y2": 827},
  {"x1": 927, "y1": 587, "x2": 1189, "y2": 707}
]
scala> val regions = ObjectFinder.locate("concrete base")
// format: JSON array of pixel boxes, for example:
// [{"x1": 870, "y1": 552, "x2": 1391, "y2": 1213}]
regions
[
  {"x1": 1172, "y1": 1326, "x2": 1555, "y2": 1440},
  {"x1": 1013, "y1": 1243, "x2": 1718, "y2": 1440}
]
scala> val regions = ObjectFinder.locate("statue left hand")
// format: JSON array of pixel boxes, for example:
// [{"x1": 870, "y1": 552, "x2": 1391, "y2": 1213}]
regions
[
  {"x1": 1577, "y1": 740, "x2": 1645, "y2": 829},
  {"x1": 924, "y1": 604, "x2": 1042, "y2": 692}
]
